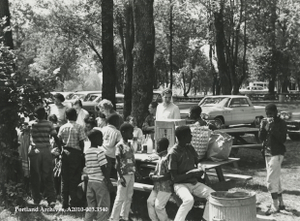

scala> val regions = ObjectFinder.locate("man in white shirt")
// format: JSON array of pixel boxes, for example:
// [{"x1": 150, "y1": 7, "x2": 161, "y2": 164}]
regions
[
  {"x1": 73, "y1": 99, "x2": 89, "y2": 127},
  {"x1": 156, "y1": 88, "x2": 181, "y2": 120}
]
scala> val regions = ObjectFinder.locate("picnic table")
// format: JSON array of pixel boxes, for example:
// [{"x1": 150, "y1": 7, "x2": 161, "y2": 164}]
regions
[
  {"x1": 134, "y1": 153, "x2": 249, "y2": 191},
  {"x1": 215, "y1": 127, "x2": 262, "y2": 151}
]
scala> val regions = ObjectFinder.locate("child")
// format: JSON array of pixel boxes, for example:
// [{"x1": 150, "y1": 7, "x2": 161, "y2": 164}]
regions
[
  {"x1": 126, "y1": 115, "x2": 143, "y2": 152},
  {"x1": 58, "y1": 108, "x2": 87, "y2": 209},
  {"x1": 48, "y1": 114, "x2": 62, "y2": 201},
  {"x1": 259, "y1": 103, "x2": 287, "y2": 215},
  {"x1": 168, "y1": 125, "x2": 215, "y2": 221},
  {"x1": 84, "y1": 129, "x2": 114, "y2": 221},
  {"x1": 102, "y1": 113, "x2": 122, "y2": 179},
  {"x1": 29, "y1": 107, "x2": 61, "y2": 208},
  {"x1": 147, "y1": 137, "x2": 173, "y2": 221},
  {"x1": 110, "y1": 123, "x2": 135, "y2": 221}
]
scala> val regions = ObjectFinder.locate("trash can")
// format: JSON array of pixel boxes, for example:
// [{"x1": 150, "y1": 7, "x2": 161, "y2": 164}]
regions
[
  {"x1": 279, "y1": 94, "x2": 285, "y2": 102},
  {"x1": 209, "y1": 191, "x2": 256, "y2": 221}
]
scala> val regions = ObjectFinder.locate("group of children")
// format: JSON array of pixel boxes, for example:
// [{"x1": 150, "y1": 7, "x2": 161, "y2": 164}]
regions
[{"x1": 25, "y1": 99, "x2": 287, "y2": 220}]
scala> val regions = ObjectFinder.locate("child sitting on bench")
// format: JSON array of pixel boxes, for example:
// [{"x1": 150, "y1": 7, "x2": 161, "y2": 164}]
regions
[
  {"x1": 168, "y1": 125, "x2": 215, "y2": 221},
  {"x1": 147, "y1": 137, "x2": 173, "y2": 221}
]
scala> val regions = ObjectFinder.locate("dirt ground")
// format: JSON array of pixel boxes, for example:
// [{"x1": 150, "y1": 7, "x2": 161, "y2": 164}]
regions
[{"x1": 0, "y1": 138, "x2": 299, "y2": 221}]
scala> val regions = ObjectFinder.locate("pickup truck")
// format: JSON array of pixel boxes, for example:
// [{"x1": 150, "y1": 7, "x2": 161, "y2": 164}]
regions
[{"x1": 181, "y1": 95, "x2": 266, "y2": 128}]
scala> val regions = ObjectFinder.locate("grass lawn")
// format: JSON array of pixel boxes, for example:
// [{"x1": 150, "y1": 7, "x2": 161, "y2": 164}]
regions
[{"x1": 1, "y1": 139, "x2": 299, "y2": 221}]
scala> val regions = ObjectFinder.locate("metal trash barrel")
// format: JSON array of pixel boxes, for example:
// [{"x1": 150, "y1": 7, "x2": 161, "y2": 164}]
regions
[{"x1": 209, "y1": 191, "x2": 256, "y2": 221}]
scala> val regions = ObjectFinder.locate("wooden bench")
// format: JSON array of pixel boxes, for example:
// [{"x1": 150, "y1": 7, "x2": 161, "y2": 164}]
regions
[
  {"x1": 206, "y1": 172, "x2": 252, "y2": 181},
  {"x1": 110, "y1": 178, "x2": 153, "y2": 192},
  {"x1": 110, "y1": 179, "x2": 206, "y2": 208}
]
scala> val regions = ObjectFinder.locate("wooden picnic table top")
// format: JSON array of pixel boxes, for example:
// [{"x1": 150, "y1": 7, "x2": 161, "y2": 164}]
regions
[{"x1": 134, "y1": 152, "x2": 239, "y2": 171}]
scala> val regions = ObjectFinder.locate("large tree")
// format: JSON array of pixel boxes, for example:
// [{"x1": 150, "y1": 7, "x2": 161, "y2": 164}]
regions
[
  {"x1": 0, "y1": 0, "x2": 13, "y2": 49},
  {"x1": 102, "y1": 0, "x2": 116, "y2": 104},
  {"x1": 131, "y1": 0, "x2": 155, "y2": 127}
]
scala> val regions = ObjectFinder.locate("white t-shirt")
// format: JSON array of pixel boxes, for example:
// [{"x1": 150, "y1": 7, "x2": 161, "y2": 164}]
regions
[
  {"x1": 155, "y1": 102, "x2": 181, "y2": 120},
  {"x1": 76, "y1": 108, "x2": 89, "y2": 127}
]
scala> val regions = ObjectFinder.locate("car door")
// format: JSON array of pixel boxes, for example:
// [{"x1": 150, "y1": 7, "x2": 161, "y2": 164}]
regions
[
  {"x1": 241, "y1": 98, "x2": 256, "y2": 123},
  {"x1": 228, "y1": 98, "x2": 246, "y2": 125}
]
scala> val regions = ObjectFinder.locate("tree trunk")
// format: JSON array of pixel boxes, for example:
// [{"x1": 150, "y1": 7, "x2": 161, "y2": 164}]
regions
[
  {"x1": 169, "y1": 0, "x2": 173, "y2": 89},
  {"x1": 0, "y1": 0, "x2": 13, "y2": 49},
  {"x1": 268, "y1": 0, "x2": 277, "y2": 95},
  {"x1": 214, "y1": 3, "x2": 231, "y2": 95},
  {"x1": 131, "y1": 0, "x2": 155, "y2": 127},
  {"x1": 102, "y1": 0, "x2": 116, "y2": 105},
  {"x1": 123, "y1": 2, "x2": 134, "y2": 119}
]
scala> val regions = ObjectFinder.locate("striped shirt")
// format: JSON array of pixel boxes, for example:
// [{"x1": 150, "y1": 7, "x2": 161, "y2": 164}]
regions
[
  {"x1": 30, "y1": 119, "x2": 57, "y2": 148},
  {"x1": 85, "y1": 146, "x2": 107, "y2": 182},
  {"x1": 58, "y1": 121, "x2": 86, "y2": 151}
]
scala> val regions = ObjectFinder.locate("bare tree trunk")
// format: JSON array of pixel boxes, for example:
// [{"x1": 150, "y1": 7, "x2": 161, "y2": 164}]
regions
[
  {"x1": 131, "y1": 0, "x2": 155, "y2": 127},
  {"x1": 169, "y1": 0, "x2": 173, "y2": 89},
  {"x1": 214, "y1": 2, "x2": 231, "y2": 95},
  {"x1": 0, "y1": 0, "x2": 13, "y2": 49},
  {"x1": 123, "y1": 2, "x2": 134, "y2": 119},
  {"x1": 102, "y1": 0, "x2": 116, "y2": 105}
]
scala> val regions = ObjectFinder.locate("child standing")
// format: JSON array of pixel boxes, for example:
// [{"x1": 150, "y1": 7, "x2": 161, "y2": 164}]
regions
[
  {"x1": 259, "y1": 103, "x2": 287, "y2": 215},
  {"x1": 126, "y1": 115, "x2": 143, "y2": 152},
  {"x1": 29, "y1": 107, "x2": 61, "y2": 207},
  {"x1": 147, "y1": 138, "x2": 173, "y2": 221},
  {"x1": 58, "y1": 108, "x2": 87, "y2": 209},
  {"x1": 110, "y1": 123, "x2": 135, "y2": 221},
  {"x1": 84, "y1": 129, "x2": 114, "y2": 221}
]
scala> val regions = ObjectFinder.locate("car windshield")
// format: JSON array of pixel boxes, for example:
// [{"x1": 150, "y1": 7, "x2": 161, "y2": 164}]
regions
[
  {"x1": 70, "y1": 93, "x2": 86, "y2": 100},
  {"x1": 84, "y1": 94, "x2": 100, "y2": 102},
  {"x1": 200, "y1": 97, "x2": 230, "y2": 107}
]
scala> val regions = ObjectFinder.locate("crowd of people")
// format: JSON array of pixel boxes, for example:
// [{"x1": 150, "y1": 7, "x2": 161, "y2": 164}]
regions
[{"x1": 16, "y1": 88, "x2": 287, "y2": 220}]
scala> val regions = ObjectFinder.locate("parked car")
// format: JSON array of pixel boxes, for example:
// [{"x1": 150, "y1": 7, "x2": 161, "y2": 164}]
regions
[
  {"x1": 239, "y1": 86, "x2": 268, "y2": 94},
  {"x1": 82, "y1": 93, "x2": 124, "y2": 117},
  {"x1": 279, "y1": 108, "x2": 300, "y2": 141},
  {"x1": 181, "y1": 95, "x2": 266, "y2": 128},
  {"x1": 67, "y1": 91, "x2": 102, "y2": 104}
]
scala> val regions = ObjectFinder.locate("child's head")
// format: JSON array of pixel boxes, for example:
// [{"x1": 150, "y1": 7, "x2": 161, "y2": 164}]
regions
[
  {"x1": 35, "y1": 106, "x2": 46, "y2": 120},
  {"x1": 175, "y1": 125, "x2": 192, "y2": 144},
  {"x1": 66, "y1": 108, "x2": 77, "y2": 121},
  {"x1": 126, "y1": 115, "x2": 137, "y2": 127},
  {"x1": 157, "y1": 137, "x2": 169, "y2": 153},
  {"x1": 189, "y1": 106, "x2": 202, "y2": 120},
  {"x1": 107, "y1": 113, "x2": 120, "y2": 128},
  {"x1": 120, "y1": 123, "x2": 134, "y2": 140},
  {"x1": 88, "y1": 129, "x2": 103, "y2": 147},
  {"x1": 48, "y1": 114, "x2": 58, "y2": 124},
  {"x1": 265, "y1": 103, "x2": 278, "y2": 118},
  {"x1": 85, "y1": 116, "x2": 97, "y2": 132}
]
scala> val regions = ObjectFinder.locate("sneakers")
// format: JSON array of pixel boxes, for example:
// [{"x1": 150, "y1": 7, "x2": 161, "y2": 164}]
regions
[
  {"x1": 265, "y1": 206, "x2": 279, "y2": 215},
  {"x1": 279, "y1": 205, "x2": 286, "y2": 210}
]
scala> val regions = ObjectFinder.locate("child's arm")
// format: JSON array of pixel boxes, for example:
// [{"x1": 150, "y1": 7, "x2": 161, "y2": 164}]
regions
[
  {"x1": 115, "y1": 155, "x2": 126, "y2": 187},
  {"x1": 79, "y1": 140, "x2": 84, "y2": 152},
  {"x1": 100, "y1": 165, "x2": 114, "y2": 191},
  {"x1": 151, "y1": 173, "x2": 171, "y2": 181}
]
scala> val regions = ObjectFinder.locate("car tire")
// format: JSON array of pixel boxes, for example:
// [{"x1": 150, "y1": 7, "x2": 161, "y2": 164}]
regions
[
  {"x1": 214, "y1": 117, "x2": 224, "y2": 129},
  {"x1": 288, "y1": 134, "x2": 300, "y2": 141}
]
